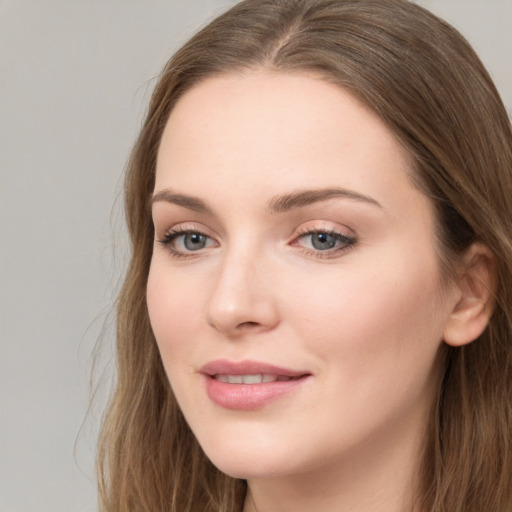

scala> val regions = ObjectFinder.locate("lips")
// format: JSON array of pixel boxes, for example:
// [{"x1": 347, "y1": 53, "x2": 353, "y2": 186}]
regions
[
  {"x1": 199, "y1": 359, "x2": 311, "y2": 410},
  {"x1": 200, "y1": 359, "x2": 307, "y2": 378},
  {"x1": 214, "y1": 374, "x2": 297, "y2": 384}
]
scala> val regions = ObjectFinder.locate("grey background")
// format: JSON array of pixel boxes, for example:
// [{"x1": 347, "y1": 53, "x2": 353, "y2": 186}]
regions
[{"x1": 1, "y1": 1, "x2": 510, "y2": 511}]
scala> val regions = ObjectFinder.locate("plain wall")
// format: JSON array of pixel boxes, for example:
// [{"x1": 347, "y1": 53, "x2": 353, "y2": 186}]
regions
[{"x1": 0, "y1": 1, "x2": 510, "y2": 511}]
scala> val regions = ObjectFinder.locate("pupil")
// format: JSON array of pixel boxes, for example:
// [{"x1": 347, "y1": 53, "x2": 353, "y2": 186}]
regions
[
  {"x1": 312, "y1": 232, "x2": 336, "y2": 250},
  {"x1": 184, "y1": 233, "x2": 206, "y2": 250}
]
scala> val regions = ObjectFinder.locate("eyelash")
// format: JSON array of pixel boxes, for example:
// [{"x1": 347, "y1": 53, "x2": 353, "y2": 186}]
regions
[
  {"x1": 292, "y1": 228, "x2": 357, "y2": 259},
  {"x1": 157, "y1": 226, "x2": 357, "y2": 259},
  {"x1": 157, "y1": 227, "x2": 213, "y2": 259}
]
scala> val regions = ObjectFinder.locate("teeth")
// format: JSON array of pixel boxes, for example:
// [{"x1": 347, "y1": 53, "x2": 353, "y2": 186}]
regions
[
  {"x1": 214, "y1": 374, "x2": 290, "y2": 384},
  {"x1": 242, "y1": 374, "x2": 262, "y2": 384}
]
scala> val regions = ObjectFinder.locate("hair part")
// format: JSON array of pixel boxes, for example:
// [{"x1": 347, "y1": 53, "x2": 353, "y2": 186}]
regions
[{"x1": 98, "y1": 1, "x2": 512, "y2": 510}]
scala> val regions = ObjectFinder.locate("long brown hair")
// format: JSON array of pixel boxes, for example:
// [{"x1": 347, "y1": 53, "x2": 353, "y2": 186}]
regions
[{"x1": 97, "y1": 1, "x2": 512, "y2": 510}]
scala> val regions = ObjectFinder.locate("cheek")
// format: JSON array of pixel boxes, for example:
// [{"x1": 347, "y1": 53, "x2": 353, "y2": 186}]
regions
[
  {"x1": 146, "y1": 261, "x2": 204, "y2": 362},
  {"x1": 283, "y1": 253, "x2": 447, "y2": 374},
  {"x1": 281, "y1": 259, "x2": 447, "y2": 448}
]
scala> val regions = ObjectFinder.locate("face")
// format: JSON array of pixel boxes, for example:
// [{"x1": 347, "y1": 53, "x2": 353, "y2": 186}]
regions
[{"x1": 147, "y1": 71, "x2": 458, "y2": 482}]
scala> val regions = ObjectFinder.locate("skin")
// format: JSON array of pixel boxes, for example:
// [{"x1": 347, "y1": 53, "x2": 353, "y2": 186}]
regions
[{"x1": 147, "y1": 70, "x2": 465, "y2": 512}]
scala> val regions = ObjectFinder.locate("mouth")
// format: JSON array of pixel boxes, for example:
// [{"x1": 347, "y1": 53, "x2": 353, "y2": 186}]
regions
[
  {"x1": 213, "y1": 374, "x2": 301, "y2": 384},
  {"x1": 200, "y1": 359, "x2": 311, "y2": 410},
  {"x1": 200, "y1": 359, "x2": 309, "y2": 381}
]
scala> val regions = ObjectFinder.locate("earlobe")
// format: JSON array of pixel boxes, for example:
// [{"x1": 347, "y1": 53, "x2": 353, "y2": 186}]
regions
[{"x1": 443, "y1": 243, "x2": 497, "y2": 347}]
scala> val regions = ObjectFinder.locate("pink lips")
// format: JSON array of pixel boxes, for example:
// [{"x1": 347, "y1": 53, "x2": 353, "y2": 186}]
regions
[{"x1": 200, "y1": 359, "x2": 310, "y2": 410}]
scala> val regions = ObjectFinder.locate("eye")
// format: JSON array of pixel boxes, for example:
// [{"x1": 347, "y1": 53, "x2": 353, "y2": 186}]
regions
[
  {"x1": 158, "y1": 228, "x2": 217, "y2": 257},
  {"x1": 308, "y1": 232, "x2": 341, "y2": 251},
  {"x1": 293, "y1": 229, "x2": 356, "y2": 257},
  {"x1": 180, "y1": 232, "x2": 208, "y2": 251}
]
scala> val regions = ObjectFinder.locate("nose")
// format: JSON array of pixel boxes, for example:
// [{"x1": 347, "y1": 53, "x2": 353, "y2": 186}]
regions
[{"x1": 205, "y1": 249, "x2": 280, "y2": 338}]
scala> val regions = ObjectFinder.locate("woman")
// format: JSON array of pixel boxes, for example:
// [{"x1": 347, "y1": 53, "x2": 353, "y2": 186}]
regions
[{"x1": 97, "y1": 0, "x2": 512, "y2": 510}]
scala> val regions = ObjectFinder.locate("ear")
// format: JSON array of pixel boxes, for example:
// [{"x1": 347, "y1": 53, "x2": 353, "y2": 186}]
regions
[{"x1": 443, "y1": 243, "x2": 497, "y2": 347}]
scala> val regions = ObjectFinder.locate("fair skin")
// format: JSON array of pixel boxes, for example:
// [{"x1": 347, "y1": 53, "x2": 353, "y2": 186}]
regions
[{"x1": 147, "y1": 70, "x2": 490, "y2": 512}]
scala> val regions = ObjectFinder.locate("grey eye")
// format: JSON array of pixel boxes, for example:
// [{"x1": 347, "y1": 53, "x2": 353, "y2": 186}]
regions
[
  {"x1": 183, "y1": 232, "x2": 208, "y2": 250},
  {"x1": 310, "y1": 232, "x2": 338, "y2": 250}
]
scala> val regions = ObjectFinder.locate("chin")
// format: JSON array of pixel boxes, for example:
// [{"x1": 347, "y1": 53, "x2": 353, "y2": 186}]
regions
[
  {"x1": 199, "y1": 435, "x2": 300, "y2": 480},
  {"x1": 209, "y1": 457, "x2": 289, "y2": 480}
]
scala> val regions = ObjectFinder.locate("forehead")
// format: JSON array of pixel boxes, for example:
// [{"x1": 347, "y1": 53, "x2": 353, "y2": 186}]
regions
[{"x1": 155, "y1": 70, "x2": 420, "y2": 216}]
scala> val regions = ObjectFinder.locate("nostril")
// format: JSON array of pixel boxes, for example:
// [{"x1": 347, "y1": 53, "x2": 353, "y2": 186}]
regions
[{"x1": 237, "y1": 321, "x2": 260, "y2": 329}]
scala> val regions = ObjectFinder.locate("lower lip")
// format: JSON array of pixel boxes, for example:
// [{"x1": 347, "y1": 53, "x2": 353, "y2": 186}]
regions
[{"x1": 204, "y1": 376, "x2": 309, "y2": 410}]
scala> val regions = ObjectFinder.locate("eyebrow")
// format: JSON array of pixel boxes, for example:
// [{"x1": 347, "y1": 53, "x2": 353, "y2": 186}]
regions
[
  {"x1": 150, "y1": 187, "x2": 382, "y2": 214},
  {"x1": 151, "y1": 190, "x2": 213, "y2": 214},
  {"x1": 267, "y1": 188, "x2": 382, "y2": 212}
]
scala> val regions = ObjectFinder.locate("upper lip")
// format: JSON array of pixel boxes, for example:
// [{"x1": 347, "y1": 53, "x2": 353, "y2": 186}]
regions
[{"x1": 199, "y1": 359, "x2": 310, "y2": 377}]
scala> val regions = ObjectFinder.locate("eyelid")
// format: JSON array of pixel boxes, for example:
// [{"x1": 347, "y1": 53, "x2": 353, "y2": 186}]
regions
[
  {"x1": 292, "y1": 220, "x2": 355, "y2": 240},
  {"x1": 155, "y1": 221, "x2": 215, "y2": 239},
  {"x1": 156, "y1": 222, "x2": 219, "y2": 258},
  {"x1": 290, "y1": 221, "x2": 357, "y2": 258}
]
